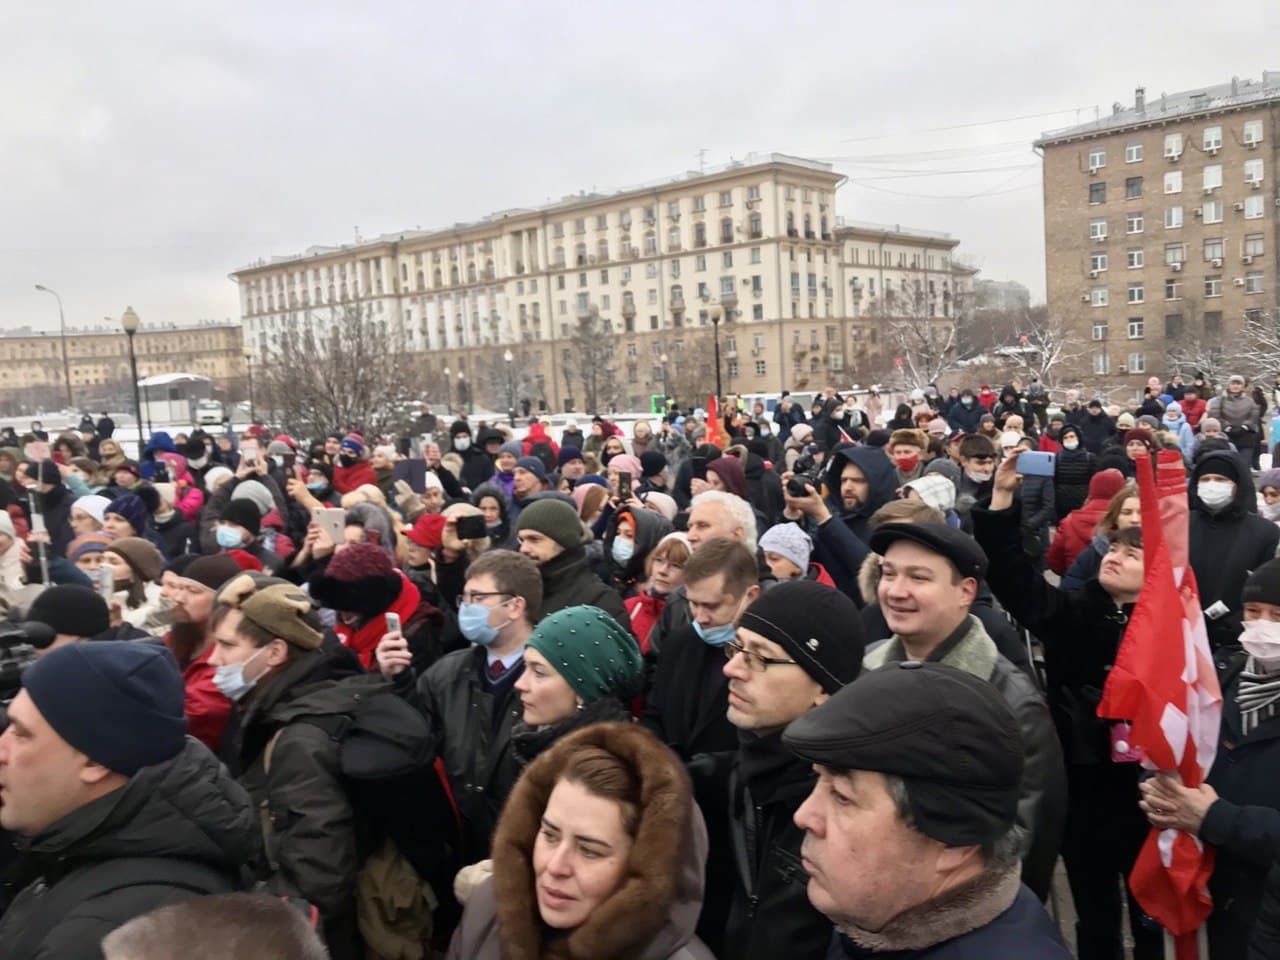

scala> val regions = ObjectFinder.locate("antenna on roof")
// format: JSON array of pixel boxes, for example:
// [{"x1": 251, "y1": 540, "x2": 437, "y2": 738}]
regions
[{"x1": 698, "y1": 148, "x2": 707, "y2": 173}]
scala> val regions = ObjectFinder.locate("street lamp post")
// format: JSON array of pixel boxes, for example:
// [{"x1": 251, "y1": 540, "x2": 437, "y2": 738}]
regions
[
  {"x1": 503, "y1": 349, "x2": 515, "y2": 427},
  {"x1": 458, "y1": 371, "x2": 467, "y2": 413},
  {"x1": 659, "y1": 352, "x2": 670, "y2": 411},
  {"x1": 119, "y1": 307, "x2": 145, "y2": 450},
  {"x1": 443, "y1": 366, "x2": 452, "y2": 411},
  {"x1": 34, "y1": 284, "x2": 73, "y2": 409},
  {"x1": 709, "y1": 304, "x2": 724, "y2": 403},
  {"x1": 243, "y1": 345, "x2": 255, "y2": 423}
]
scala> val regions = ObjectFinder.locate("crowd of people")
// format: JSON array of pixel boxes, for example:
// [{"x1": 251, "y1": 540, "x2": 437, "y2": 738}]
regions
[{"x1": 1, "y1": 370, "x2": 1280, "y2": 959}]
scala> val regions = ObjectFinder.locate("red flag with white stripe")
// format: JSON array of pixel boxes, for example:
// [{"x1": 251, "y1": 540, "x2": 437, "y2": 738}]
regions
[
  {"x1": 705, "y1": 395, "x2": 725, "y2": 449},
  {"x1": 1097, "y1": 449, "x2": 1221, "y2": 960}
]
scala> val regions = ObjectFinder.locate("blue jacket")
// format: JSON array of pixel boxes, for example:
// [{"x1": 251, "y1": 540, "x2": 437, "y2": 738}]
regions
[{"x1": 827, "y1": 885, "x2": 1071, "y2": 959}]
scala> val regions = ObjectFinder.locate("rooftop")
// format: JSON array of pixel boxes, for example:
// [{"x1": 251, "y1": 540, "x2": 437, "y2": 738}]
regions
[
  {"x1": 0, "y1": 320, "x2": 239, "y2": 338},
  {"x1": 835, "y1": 216, "x2": 955, "y2": 243},
  {"x1": 1037, "y1": 71, "x2": 1280, "y2": 146},
  {"x1": 233, "y1": 152, "x2": 840, "y2": 275}
]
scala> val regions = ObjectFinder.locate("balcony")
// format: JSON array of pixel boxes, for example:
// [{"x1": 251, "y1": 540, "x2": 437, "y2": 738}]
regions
[
  {"x1": 749, "y1": 230, "x2": 763, "y2": 240},
  {"x1": 670, "y1": 295, "x2": 686, "y2": 310},
  {"x1": 622, "y1": 302, "x2": 636, "y2": 318},
  {"x1": 720, "y1": 290, "x2": 738, "y2": 306}
]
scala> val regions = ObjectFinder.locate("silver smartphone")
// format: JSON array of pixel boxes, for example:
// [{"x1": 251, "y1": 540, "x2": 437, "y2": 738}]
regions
[
  {"x1": 99, "y1": 564, "x2": 114, "y2": 599},
  {"x1": 385, "y1": 612, "x2": 401, "y2": 635}
]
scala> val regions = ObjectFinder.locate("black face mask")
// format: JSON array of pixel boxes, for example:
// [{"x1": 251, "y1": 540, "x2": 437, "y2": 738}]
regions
[{"x1": 339, "y1": 454, "x2": 358, "y2": 468}]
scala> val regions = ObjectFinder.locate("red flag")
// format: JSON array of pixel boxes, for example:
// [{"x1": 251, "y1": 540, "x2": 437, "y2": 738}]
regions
[
  {"x1": 705, "y1": 395, "x2": 724, "y2": 449},
  {"x1": 838, "y1": 424, "x2": 855, "y2": 445},
  {"x1": 1097, "y1": 449, "x2": 1221, "y2": 960}
]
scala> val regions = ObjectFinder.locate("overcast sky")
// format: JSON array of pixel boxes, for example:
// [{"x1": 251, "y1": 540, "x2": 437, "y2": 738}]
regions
[{"x1": 3, "y1": 0, "x2": 1277, "y2": 334}]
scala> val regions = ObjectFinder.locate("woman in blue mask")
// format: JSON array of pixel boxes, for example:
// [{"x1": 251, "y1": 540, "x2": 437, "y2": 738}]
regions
[
  {"x1": 598, "y1": 506, "x2": 673, "y2": 601},
  {"x1": 301, "y1": 460, "x2": 339, "y2": 505}
]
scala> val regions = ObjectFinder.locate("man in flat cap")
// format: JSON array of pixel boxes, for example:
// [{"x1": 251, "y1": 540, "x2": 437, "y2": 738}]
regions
[
  {"x1": 862, "y1": 522, "x2": 1066, "y2": 901},
  {"x1": 785, "y1": 662, "x2": 1071, "y2": 958}
]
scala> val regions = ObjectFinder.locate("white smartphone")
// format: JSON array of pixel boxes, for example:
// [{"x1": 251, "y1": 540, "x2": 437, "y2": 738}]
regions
[
  {"x1": 385, "y1": 612, "x2": 401, "y2": 635},
  {"x1": 99, "y1": 564, "x2": 114, "y2": 599},
  {"x1": 312, "y1": 507, "x2": 346, "y2": 544},
  {"x1": 240, "y1": 439, "x2": 260, "y2": 465}
]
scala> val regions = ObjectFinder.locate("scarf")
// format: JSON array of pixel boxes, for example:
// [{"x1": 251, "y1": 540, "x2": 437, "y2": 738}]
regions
[{"x1": 1239, "y1": 656, "x2": 1280, "y2": 737}]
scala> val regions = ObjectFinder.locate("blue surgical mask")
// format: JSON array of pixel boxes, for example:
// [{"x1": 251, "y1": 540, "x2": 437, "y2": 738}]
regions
[
  {"x1": 211, "y1": 645, "x2": 268, "y2": 702},
  {"x1": 693, "y1": 620, "x2": 737, "y2": 648},
  {"x1": 306, "y1": 481, "x2": 327, "y2": 492},
  {"x1": 271, "y1": 455, "x2": 285, "y2": 468},
  {"x1": 458, "y1": 601, "x2": 503, "y2": 646},
  {"x1": 83, "y1": 568, "x2": 103, "y2": 585},
  {"x1": 215, "y1": 525, "x2": 245, "y2": 550},
  {"x1": 611, "y1": 536, "x2": 635, "y2": 566}
]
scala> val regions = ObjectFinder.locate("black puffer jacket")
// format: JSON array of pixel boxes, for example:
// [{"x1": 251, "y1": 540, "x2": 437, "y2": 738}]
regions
[
  {"x1": 1190, "y1": 451, "x2": 1280, "y2": 655},
  {"x1": 1052, "y1": 424, "x2": 1095, "y2": 519},
  {"x1": 0, "y1": 739, "x2": 255, "y2": 960},
  {"x1": 1078, "y1": 410, "x2": 1115, "y2": 454},
  {"x1": 539, "y1": 545, "x2": 628, "y2": 625}
]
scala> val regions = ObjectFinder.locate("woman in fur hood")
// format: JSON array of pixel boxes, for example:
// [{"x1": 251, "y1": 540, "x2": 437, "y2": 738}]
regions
[{"x1": 447, "y1": 721, "x2": 714, "y2": 960}]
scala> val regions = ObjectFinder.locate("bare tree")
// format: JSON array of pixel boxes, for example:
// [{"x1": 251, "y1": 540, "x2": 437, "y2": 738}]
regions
[
  {"x1": 563, "y1": 307, "x2": 621, "y2": 414},
  {"x1": 1000, "y1": 304, "x2": 1087, "y2": 388},
  {"x1": 480, "y1": 345, "x2": 540, "y2": 419},
  {"x1": 257, "y1": 303, "x2": 425, "y2": 438},
  {"x1": 867, "y1": 282, "x2": 962, "y2": 390}
]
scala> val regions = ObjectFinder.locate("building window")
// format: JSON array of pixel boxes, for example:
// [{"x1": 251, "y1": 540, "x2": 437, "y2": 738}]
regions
[
  {"x1": 1089, "y1": 218, "x2": 1108, "y2": 240},
  {"x1": 1244, "y1": 158, "x2": 1264, "y2": 183},
  {"x1": 1128, "y1": 318, "x2": 1145, "y2": 339},
  {"x1": 751, "y1": 275, "x2": 763, "y2": 294},
  {"x1": 1092, "y1": 319, "x2": 1108, "y2": 340},
  {"x1": 1205, "y1": 275, "x2": 1223, "y2": 298},
  {"x1": 1128, "y1": 352, "x2": 1146, "y2": 373},
  {"x1": 719, "y1": 190, "x2": 732, "y2": 207},
  {"x1": 597, "y1": 214, "x2": 608, "y2": 229},
  {"x1": 1164, "y1": 170, "x2": 1182, "y2": 194},
  {"x1": 1091, "y1": 286, "x2": 1109, "y2": 307},
  {"x1": 1090, "y1": 252, "x2": 1109, "y2": 272},
  {"x1": 1125, "y1": 176, "x2": 1143, "y2": 199},
  {"x1": 1165, "y1": 314, "x2": 1184, "y2": 339},
  {"x1": 1245, "y1": 233, "x2": 1265, "y2": 257},
  {"x1": 554, "y1": 223, "x2": 565, "y2": 238},
  {"x1": 1245, "y1": 195, "x2": 1265, "y2": 219},
  {"x1": 1088, "y1": 148, "x2": 1107, "y2": 169},
  {"x1": 693, "y1": 196, "x2": 705, "y2": 212},
  {"x1": 1205, "y1": 311, "x2": 1222, "y2": 334},
  {"x1": 644, "y1": 232, "x2": 657, "y2": 255},
  {"x1": 1245, "y1": 271, "x2": 1264, "y2": 294},
  {"x1": 647, "y1": 289, "x2": 657, "y2": 304},
  {"x1": 1089, "y1": 182, "x2": 1106, "y2": 204},
  {"x1": 1165, "y1": 206, "x2": 1183, "y2": 228},
  {"x1": 720, "y1": 276, "x2": 735, "y2": 297},
  {"x1": 1127, "y1": 248, "x2": 1144, "y2": 269},
  {"x1": 1204, "y1": 125, "x2": 1223, "y2": 151},
  {"x1": 1125, "y1": 142, "x2": 1144, "y2": 163},
  {"x1": 1127, "y1": 282, "x2": 1144, "y2": 304},
  {"x1": 1165, "y1": 278, "x2": 1183, "y2": 300},
  {"x1": 755, "y1": 360, "x2": 766, "y2": 376},
  {"x1": 1126, "y1": 211, "x2": 1144, "y2": 234},
  {"x1": 1204, "y1": 237, "x2": 1224, "y2": 261},
  {"x1": 722, "y1": 251, "x2": 733, "y2": 268},
  {"x1": 574, "y1": 218, "x2": 586, "y2": 235},
  {"x1": 1203, "y1": 164, "x2": 1223, "y2": 191},
  {"x1": 668, "y1": 226, "x2": 681, "y2": 249},
  {"x1": 1164, "y1": 133, "x2": 1183, "y2": 158},
  {"x1": 728, "y1": 359, "x2": 739, "y2": 378},
  {"x1": 695, "y1": 255, "x2": 707, "y2": 271},
  {"x1": 748, "y1": 185, "x2": 761, "y2": 201},
  {"x1": 1244, "y1": 119, "x2": 1264, "y2": 146},
  {"x1": 750, "y1": 247, "x2": 761, "y2": 264},
  {"x1": 1093, "y1": 353, "x2": 1111, "y2": 375},
  {"x1": 720, "y1": 218, "x2": 734, "y2": 243},
  {"x1": 1203, "y1": 200, "x2": 1223, "y2": 224},
  {"x1": 752, "y1": 304, "x2": 763, "y2": 320}
]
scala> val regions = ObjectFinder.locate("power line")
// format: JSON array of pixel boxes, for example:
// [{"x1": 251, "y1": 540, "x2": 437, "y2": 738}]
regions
[
  {"x1": 845, "y1": 164, "x2": 1040, "y2": 201},
  {"x1": 836, "y1": 106, "x2": 1093, "y2": 144},
  {"x1": 836, "y1": 162, "x2": 1039, "y2": 181}
]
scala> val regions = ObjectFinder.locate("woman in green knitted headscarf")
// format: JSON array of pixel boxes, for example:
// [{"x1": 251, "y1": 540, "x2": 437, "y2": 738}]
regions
[{"x1": 511, "y1": 604, "x2": 642, "y2": 765}]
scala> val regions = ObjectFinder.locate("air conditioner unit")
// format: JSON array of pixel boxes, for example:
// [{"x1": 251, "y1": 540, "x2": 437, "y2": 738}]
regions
[
  {"x1": 1249, "y1": 179, "x2": 1263, "y2": 189},
  {"x1": 750, "y1": 348, "x2": 760, "y2": 357},
  {"x1": 1165, "y1": 150, "x2": 1182, "y2": 161},
  {"x1": 1235, "y1": 202, "x2": 1247, "y2": 211},
  {"x1": 1212, "y1": 258, "x2": 1223, "y2": 267},
  {"x1": 1193, "y1": 207, "x2": 1204, "y2": 217},
  {"x1": 1207, "y1": 146, "x2": 1220, "y2": 155},
  {"x1": 1244, "y1": 255, "x2": 1255, "y2": 264},
  {"x1": 1204, "y1": 186, "x2": 1216, "y2": 195},
  {"x1": 1088, "y1": 165, "x2": 1101, "y2": 175},
  {"x1": 1080, "y1": 294, "x2": 1091, "y2": 302},
  {"x1": 588, "y1": 255, "x2": 597, "y2": 264},
  {"x1": 1089, "y1": 270, "x2": 1100, "y2": 279},
  {"x1": 1234, "y1": 278, "x2": 1246, "y2": 286},
  {"x1": 1118, "y1": 364, "x2": 1128, "y2": 372},
  {"x1": 1171, "y1": 262, "x2": 1183, "y2": 272}
]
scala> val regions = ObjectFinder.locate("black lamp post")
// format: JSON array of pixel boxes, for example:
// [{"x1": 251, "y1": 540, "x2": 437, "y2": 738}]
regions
[
  {"x1": 243, "y1": 345, "x2": 255, "y2": 423},
  {"x1": 35, "y1": 284, "x2": 73, "y2": 408},
  {"x1": 504, "y1": 349, "x2": 515, "y2": 427},
  {"x1": 710, "y1": 303, "x2": 724, "y2": 403},
  {"x1": 120, "y1": 307, "x2": 145, "y2": 449},
  {"x1": 443, "y1": 365, "x2": 452, "y2": 411}
]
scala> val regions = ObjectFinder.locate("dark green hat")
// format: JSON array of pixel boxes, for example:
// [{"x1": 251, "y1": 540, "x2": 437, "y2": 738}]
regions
[{"x1": 526, "y1": 605, "x2": 641, "y2": 703}]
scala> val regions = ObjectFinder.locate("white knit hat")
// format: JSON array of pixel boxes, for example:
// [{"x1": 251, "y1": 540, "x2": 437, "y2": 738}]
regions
[
  {"x1": 903, "y1": 474, "x2": 957, "y2": 515},
  {"x1": 72, "y1": 494, "x2": 112, "y2": 525},
  {"x1": 203, "y1": 465, "x2": 233, "y2": 492},
  {"x1": 759, "y1": 522, "x2": 813, "y2": 572}
]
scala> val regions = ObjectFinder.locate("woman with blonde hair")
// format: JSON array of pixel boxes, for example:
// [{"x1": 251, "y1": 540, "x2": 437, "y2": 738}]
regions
[{"x1": 631, "y1": 420, "x2": 655, "y2": 456}]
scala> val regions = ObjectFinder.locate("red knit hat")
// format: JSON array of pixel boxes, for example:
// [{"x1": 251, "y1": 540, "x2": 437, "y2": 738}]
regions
[
  {"x1": 272, "y1": 434, "x2": 298, "y2": 452},
  {"x1": 406, "y1": 513, "x2": 447, "y2": 548},
  {"x1": 227, "y1": 549, "x2": 263, "y2": 572},
  {"x1": 1122, "y1": 429, "x2": 1153, "y2": 449},
  {"x1": 325, "y1": 542, "x2": 394, "y2": 580},
  {"x1": 309, "y1": 542, "x2": 401, "y2": 615}
]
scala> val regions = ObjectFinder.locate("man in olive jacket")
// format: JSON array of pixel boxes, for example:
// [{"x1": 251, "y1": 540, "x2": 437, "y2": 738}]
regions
[{"x1": 0, "y1": 642, "x2": 255, "y2": 960}]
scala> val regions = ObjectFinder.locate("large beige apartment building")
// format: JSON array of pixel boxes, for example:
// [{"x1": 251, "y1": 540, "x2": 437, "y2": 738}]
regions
[
  {"x1": 0, "y1": 322, "x2": 245, "y2": 414},
  {"x1": 231, "y1": 154, "x2": 975, "y2": 412},
  {"x1": 1038, "y1": 72, "x2": 1280, "y2": 391}
]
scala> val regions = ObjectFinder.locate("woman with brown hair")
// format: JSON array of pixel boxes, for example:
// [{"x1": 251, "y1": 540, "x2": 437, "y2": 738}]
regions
[
  {"x1": 447, "y1": 722, "x2": 713, "y2": 960},
  {"x1": 1060, "y1": 481, "x2": 1141, "y2": 591}
]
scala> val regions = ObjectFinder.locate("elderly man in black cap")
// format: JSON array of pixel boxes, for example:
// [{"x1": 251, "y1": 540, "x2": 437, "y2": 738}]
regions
[
  {"x1": 785, "y1": 662, "x2": 1071, "y2": 959},
  {"x1": 862, "y1": 521, "x2": 1066, "y2": 901},
  {"x1": 717, "y1": 579, "x2": 866, "y2": 960}
]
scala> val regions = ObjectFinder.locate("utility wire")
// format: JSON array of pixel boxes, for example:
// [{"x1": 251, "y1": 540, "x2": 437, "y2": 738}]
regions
[{"x1": 836, "y1": 107, "x2": 1092, "y2": 144}]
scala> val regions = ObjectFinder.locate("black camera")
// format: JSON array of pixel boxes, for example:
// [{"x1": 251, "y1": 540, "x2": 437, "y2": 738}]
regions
[
  {"x1": 0, "y1": 620, "x2": 41, "y2": 708},
  {"x1": 787, "y1": 451, "x2": 824, "y2": 499}
]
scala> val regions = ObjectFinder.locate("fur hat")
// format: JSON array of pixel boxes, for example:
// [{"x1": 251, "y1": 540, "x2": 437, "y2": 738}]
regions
[
  {"x1": 216, "y1": 574, "x2": 323, "y2": 648},
  {"x1": 308, "y1": 542, "x2": 403, "y2": 616}
]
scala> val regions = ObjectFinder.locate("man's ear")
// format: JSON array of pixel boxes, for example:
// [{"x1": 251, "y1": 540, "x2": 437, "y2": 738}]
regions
[{"x1": 79, "y1": 759, "x2": 116, "y2": 786}]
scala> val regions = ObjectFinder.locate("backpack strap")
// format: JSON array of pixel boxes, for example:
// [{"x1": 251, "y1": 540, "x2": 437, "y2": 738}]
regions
[{"x1": 10, "y1": 856, "x2": 235, "y2": 957}]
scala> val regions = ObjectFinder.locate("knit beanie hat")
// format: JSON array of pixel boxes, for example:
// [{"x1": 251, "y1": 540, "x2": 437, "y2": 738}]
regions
[
  {"x1": 517, "y1": 498, "x2": 589, "y2": 551},
  {"x1": 639, "y1": 450, "x2": 668, "y2": 478},
  {"x1": 105, "y1": 494, "x2": 149, "y2": 535},
  {"x1": 515, "y1": 456, "x2": 549, "y2": 484},
  {"x1": 1116, "y1": 412, "x2": 1136, "y2": 429},
  {"x1": 216, "y1": 574, "x2": 323, "y2": 649},
  {"x1": 759, "y1": 522, "x2": 813, "y2": 573},
  {"x1": 1123, "y1": 429, "x2": 1153, "y2": 449},
  {"x1": 526, "y1": 605, "x2": 642, "y2": 704},
  {"x1": 737, "y1": 580, "x2": 865, "y2": 695},
  {"x1": 904, "y1": 474, "x2": 958, "y2": 514},
  {"x1": 230, "y1": 479, "x2": 275, "y2": 518},
  {"x1": 407, "y1": 513, "x2": 447, "y2": 548},
  {"x1": 499, "y1": 440, "x2": 524, "y2": 460},
  {"x1": 1242, "y1": 559, "x2": 1280, "y2": 606},
  {"x1": 422, "y1": 470, "x2": 443, "y2": 492},
  {"x1": 221, "y1": 499, "x2": 262, "y2": 538},
  {"x1": 1260, "y1": 468, "x2": 1280, "y2": 491},
  {"x1": 706, "y1": 456, "x2": 748, "y2": 499},
  {"x1": 558, "y1": 446, "x2": 584, "y2": 467},
  {"x1": 23, "y1": 641, "x2": 187, "y2": 775},
  {"x1": 105, "y1": 536, "x2": 165, "y2": 583},
  {"x1": 228, "y1": 549, "x2": 263, "y2": 572},
  {"x1": 1087, "y1": 468, "x2": 1126, "y2": 503},
  {"x1": 606, "y1": 453, "x2": 642, "y2": 479},
  {"x1": 308, "y1": 541, "x2": 403, "y2": 615},
  {"x1": 927, "y1": 418, "x2": 949, "y2": 436},
  {"x1": 152, "y1": 482, "x2": 177, "y2": 512},
  {"x1": 339, "y1": 434, "x2": 365, "y2": 458},
  {"x1": 203, "y1": 465, "x2": 233, "y2": 492},
  {"x1": 67, "y1": 531, "x2": 114, "y2": 562},
  {"x1": 72, "y1": 494, "x2": 112, "y2": 526},
  {"x1": 26, "y1": 584, "x2": 110, "y2": 639},
  {"x1": 640, "y1": 491, "x2": 677, "y2": 521},
  {"x1": 182, "y1": 553, "x2": 243, "y2": 592}
]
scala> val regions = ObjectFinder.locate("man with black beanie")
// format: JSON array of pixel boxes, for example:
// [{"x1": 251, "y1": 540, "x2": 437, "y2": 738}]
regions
[
  {"x1": 717, "y1": 580, "x2": 865, "y2": 960},
  {"x1": 20, "y1": 583, "x2": 111, "y2": 655},
  {"x1": 0, "y1": 642, "x2": 255, "y2": 959},
  {"x1": 785, "y1": 662, "x2": 1071, "y2": 959}
]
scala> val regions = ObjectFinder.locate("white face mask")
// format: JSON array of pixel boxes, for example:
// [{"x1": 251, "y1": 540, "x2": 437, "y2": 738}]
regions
[
  {"x1": 1198, "y1": 480, "x2": 1235, "y2": 512},
  {"x1": 1263, "y1": 502, "x2": 1280, "y2": 521},
  {"x1": 454, "y1": 437, "x2": 471, "y2": 451},
  {"x1": 1062, "y1": 438, "x2": 1079, "y2": 451},
  {"x1": 1241, "y1": 619, "x2": 1280, "y2": 668},
  {"x1": 965, "y1": 470, "x2": 993, "y2": 484}
]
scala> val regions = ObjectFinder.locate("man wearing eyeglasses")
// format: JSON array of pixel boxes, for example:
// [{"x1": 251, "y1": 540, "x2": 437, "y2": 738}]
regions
[
  {"x1": 718, "y1": 579, "x2": 865, "y2": 960},
  {"x1": 376, "y1": 549, "x2": 542, "y2": 862}
]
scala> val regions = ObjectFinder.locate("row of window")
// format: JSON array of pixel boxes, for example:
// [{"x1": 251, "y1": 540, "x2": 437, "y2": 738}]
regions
[
  {"x1": 1088, "y1": 161, "x2": 1266, "y2": 203},
  {"x1": 1087, "y1": 120, "x2": 1266, "y2": 168},
  {"x1": 550, "y1": 185, "x2": 828, "y2": 237},
  {"x1": 1092, "y1": 352, "x2": 1148, "y2": 375},
  {"x1": 1090, "y1": 272, "x2": 1265, "y2": 306},
  {"x1": 1088, "y1": 233, "x2": 1266, "y2": 272},
  {"x1": 1088, "y1": 195, "x2": 1268, "y2": 238}
]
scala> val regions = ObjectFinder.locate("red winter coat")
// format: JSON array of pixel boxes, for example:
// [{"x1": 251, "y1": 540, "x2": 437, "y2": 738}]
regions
[
  {"x1": 978, "y1": 388, "x2": 997, "y2": 411},
  {"x1": 1038, "y1": 433, "x2": 1063, "y2": 454},
  {"x1": 165, "y1": 640, "x2": 231, "y2": 754},
  {"x1": 807, "y1": 562, "x2": 837, "y2": 588},
  {"x1": 624, "y1": 589, "x2": 665, "y2": 654},
  {"x1": 333, "y1": 459, "x2": 377, "y2": 495},
  {"x1": 1180, "y1": 395, "x2": 1208, "y2": 429},
  {"x1": 522, "y1": 423, "x2": 560, "y2": 459},
  {"x1": 1047, "y1": 498, "x2": 1109, "y2": 575}
]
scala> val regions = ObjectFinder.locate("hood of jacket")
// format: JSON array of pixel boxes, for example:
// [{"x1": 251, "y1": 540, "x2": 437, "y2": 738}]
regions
[
  {"x1": 490, "y1": 722, "x2": 708, "y2": 960},
  {"x1": 25, "y1": 738, "x2": 256, "y2": 875},
  {"x1": 472, "y1": 481, "x2": 512, "y2": 534},
  {"x1": 605, "y1": 506, "x2": 674, "y2": 581},
  {"x1": 526, "y1": 422, "x2": 551, "y2": 444},
  {"x1": 1057, "y1": 422, "x2": 1082, "y2": 445},
  {"x1": 1190, "y1": 450, "x2": 1254, "y2": 517},
  {"x1": 823, "y1": 444, "x2": 896, "y2": 520},
  {"x1": 142, "y1": 431, "x2": 177, "y2": 458}
]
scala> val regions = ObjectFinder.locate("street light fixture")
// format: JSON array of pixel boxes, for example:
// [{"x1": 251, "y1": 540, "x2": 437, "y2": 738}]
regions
[
  {"x1": 458, "y1": 371, "x2": 467, "y2": 413},
  {"x1": 443, "y1": 366, "x2": 452, "y2": 411},
  {"x1": 243, "y1": 345, "x2": 255, "y2": 424},
  {"x1": 659, "y1": 352, "x2": 670, "y2": 412},
  {"x1": 119, "y1": 307, "x2": 145, "y2": 449},
  {"x1": 503, "y1": 349, "x2": 515, "y2": 427},
  {"x1": 34, "y1": 284, "x2": 73, "y2": 409},
  {"x1": 708, "y1": 304, "x2": 724, "y2": 403}
]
